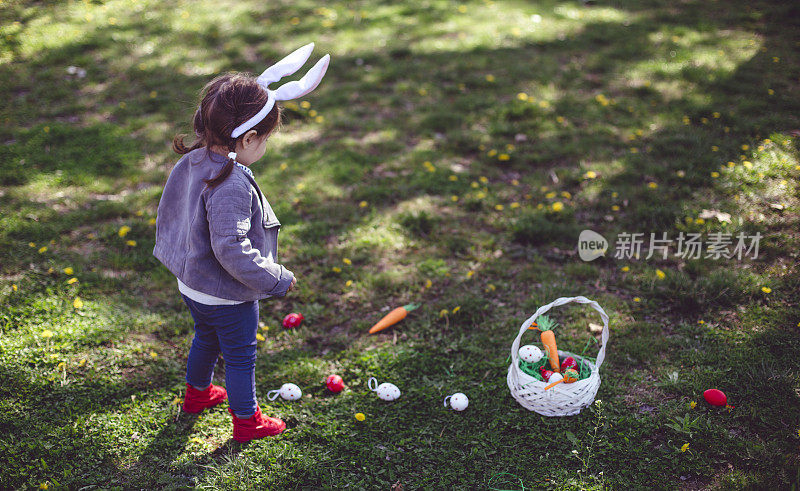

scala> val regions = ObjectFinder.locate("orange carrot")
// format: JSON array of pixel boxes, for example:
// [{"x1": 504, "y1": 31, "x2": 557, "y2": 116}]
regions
[
  {"x1": 368, "y1": 303, "x2": 420, "y2": 334},
  {"x1": 535, "y1": 315, "x2": 560, "y2": 372}
]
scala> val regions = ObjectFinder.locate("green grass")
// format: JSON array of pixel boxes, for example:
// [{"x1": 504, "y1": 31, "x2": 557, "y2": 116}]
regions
[{"x1": 2, "y1": 0, "x2": 800, "y2": 488}]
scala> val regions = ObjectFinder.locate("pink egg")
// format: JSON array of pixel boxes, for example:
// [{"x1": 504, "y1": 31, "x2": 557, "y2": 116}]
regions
[{"x1": 703, "y1": 389, "x2": 727, "y2": 406}]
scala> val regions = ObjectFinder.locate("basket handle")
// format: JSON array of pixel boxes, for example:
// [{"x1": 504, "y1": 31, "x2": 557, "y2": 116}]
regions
[{"x1": 509, "y1": 296, "x2": 610, "y2": 388}]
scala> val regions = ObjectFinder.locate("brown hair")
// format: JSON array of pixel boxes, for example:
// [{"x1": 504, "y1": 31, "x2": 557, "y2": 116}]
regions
[{"x1": 173, "y1": 73, "x2": 282, "y2": 188}]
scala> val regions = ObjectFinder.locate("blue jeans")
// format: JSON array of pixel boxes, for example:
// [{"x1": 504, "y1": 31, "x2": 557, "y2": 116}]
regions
[{"x1": 181, "y1": 294, "x2": 259, "y2": 417}]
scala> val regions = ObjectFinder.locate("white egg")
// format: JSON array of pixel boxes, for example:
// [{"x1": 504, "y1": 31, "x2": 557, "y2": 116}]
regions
[
  {"x1": 447, "y1": 393, "x2": 469, "y2": 411},
  {"x1": 376, "y1": 382, "x2": 401, "y2": 401},
  {"x1": 548, "y1": 372, "x2": 563, "y2": 384},
  {"x1": 279, "y1": 383, "x2": 302, "y2": 400},
  {"x1": 519, "y1": 345, "x2": 543, "y2": 363}
]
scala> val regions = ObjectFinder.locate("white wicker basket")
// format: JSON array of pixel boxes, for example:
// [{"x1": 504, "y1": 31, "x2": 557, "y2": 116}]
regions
[{"x1": 507, "y1": 295, "x2": 610, "y2": 417}]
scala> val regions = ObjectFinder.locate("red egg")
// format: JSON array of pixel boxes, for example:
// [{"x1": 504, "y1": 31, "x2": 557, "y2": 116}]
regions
[
  {"x1": 282, "y1": 313, "x2": 305, "y2": 328},
  {"x1": 326, "y1": 374, "x2": 344, "y2": 393},
  {"x1": 539, "y1": 366, "x2": 554, "y2": 382},
  {"x1": 703, "y1": 389, "x2": 727, "y2": 406}
]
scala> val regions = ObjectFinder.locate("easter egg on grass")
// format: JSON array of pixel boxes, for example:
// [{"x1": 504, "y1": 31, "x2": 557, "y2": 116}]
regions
[
  {"x1": 267, "y1": 383, "x2": 302, "y2": 401},
  {"x1": 376, "y1": 383, "x2": 401, "y2": 401},
  {"x1": 282, "y1": 313, "x2": 304, "y2": 328},
  {"x1": 326, "y1": 374, "x2": 345, "y2": 393},
  {"x1": 519, "y1": 345, "x2": 543, "y2": 363},
  {"x1": 703, "y1": 389, "x2": 727, "y2": 406},
  {"x1": 446, "y1": 393, "x2": 469, "y2": 411}
]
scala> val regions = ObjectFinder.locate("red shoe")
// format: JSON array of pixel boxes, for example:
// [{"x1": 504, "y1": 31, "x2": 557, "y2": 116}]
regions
[
  {"x1": 182, "y1": 383, "x2": 228, "y2": 413},
  {"x1": 229, "y1": 405, "x2": 286, "y2": 442}
]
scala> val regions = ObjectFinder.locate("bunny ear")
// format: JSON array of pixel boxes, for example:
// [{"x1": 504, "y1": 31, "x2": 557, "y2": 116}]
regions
[
  {"x1": 257, "y1": 43, "x2": 316, "y2": 87},
  {"x1": 272, "y1": 54, "x2": 330, "y2": 101}
]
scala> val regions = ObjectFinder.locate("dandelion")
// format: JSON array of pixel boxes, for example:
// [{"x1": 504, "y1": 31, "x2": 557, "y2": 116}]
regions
[
  {"x1": 79, "y1": 358, "x2": 87, "y2": 367},
  {"x1": 561, "y1": 191, "x2": 571, "y2": 199},
  {"x1": 73, "y1": 297, "x2": 83, "y2": 309},
  {"x1": 698, "y1": 320, "x2": 705, "y2": 324},
  {"x1": 439, "y1": 309, "x2": 449, "y2": 317},
  {"x1": 471, "y1": 181, "x2": 479, "y2": 189},
  {"x1": 148, "y1": 218, "x2": 156, "y2": 225},
  {"x1": 711, "y1": 146, "x2": 719, "y2": 152},
  {"x1": 355, "y1": 412, "x2": 366, "y2": 421},
  {"x1": 118, "y1": 225, "x2": 131, "y2": 237},
  {"x1": 449, "y1": 175, "x2": 458, "y2": 181},
  {"x1": 57, "y1": 362, "x2": 66, "y2": 370},
  {"x1": 290, "y1": 16, "x2": 300, "y2": 25},
  {"x1": 452, "y1": 306, "x2": 461, "y2": 313},
  {"x1": 48, "y1": 267, "x2": 54, "y2": 273},
  {"x1": 359, "y1": 201, "x2": 368, "y2": 208},
  {"x1": 713, "y1": 112, "x2": 720, "y2": 118},
  {"x1": 498, "y1": 153, "x2": 510, "y2": 161},
  {"x1": 695, "y1": 218, "x2": 705, "y2": 225},
  {"x1": 256, "y1": 333, "x2": 266, "y2": 342},
  {"x1": 767, "y1": 89, "x2": 774, "y2": 96},
  {"x1": 332, "y1": 266, "x2": 342, "y2": 273},
  {"x1": 655, "y1": 269, "x2": 666, "y2": 280},
  {"x1": 150, "y1": 351, "x2": 157, "y2": 359},
  {"x1": 584, "y1": 170, "x2": 597, "y2": 179},
  {"x1": 621, "y1": 266, "x2": 630, "y2": 272},
  {"x1": 343, "y1": 257, "x2": 352, "y2": 265},
  {"x1": 29, "y1": 242, "x2": 36, "y2": 248},
  {"x1": 425, "y1": 279, "x2": 432, "y2": 288},
  {"x1": 345, "y1": 280, "x2": 353, "y2": 287},
  {"x1": 545, "y1": 191, "x2": 556, "y2": 199},
  {"x1": 633, "y1": 297, "x2": 641, "y2": 302},
  {"x1": 511, "y1": 179, "x2": 519, "y2": 186},
  {"x1": 485, "y1": 74, "x2": 495, "y2": 82},
  {"x1": 300, "y1": 101, "x2": 311, "y2": 109},
  {"x1": 38, "y1": 246, "x2": 48, "y2": 254},
  {"x1": 485, "y1": 284, "x2": 496, "y2": 292},
  {"x1": 510, "y1": 202, "x2": 520, "y2": 209},
  {"x1": 743, "y1": 161, "x2": 753, "y2": 169},
  {"x1": 611, "y1": 192, "x2": 618, "y2": 198},
  {"x1": 126, "y1": 240, "x2": 137, "y2": 246},
  {"x1": 517, "y1": 92, "x2": 529, "y2": 101},
  {"x1": 556, "y1": 116, "x2": 565, "y2": 124},
  {"x1": 538, "y1": 100, "x2": 549, "y2": 108},
  {"x1": 761, "y1": 286, "x2": 772, "y2": 294},
  {"x1": 476, "y1": 192, "x2": 486, "y2": 199},
  {"x1": 11, "y1": 283, "x2": 18, "y2": 292},
  {"x1": 42, "y1": 330, "x2": 54, "y2": 338},
  {"x1": 647, "y1": 182, "x2": 658, "y2": 189},
  {"x1": 67, "y1": 277, "x2": 78, "y2": 285},
  {"x1": 494, "y1": 204, "x2": 504, "y2": 211},
  {"x1": 551, "y1": 202, "x2": 564, "y2": 212},
  {"x1": 690, "y1": 401, "x2": 697, "y2": 409},
  {"x1": 680, "y1": 443, "x2": 690, "y2": 453},
  {"x1": 611, "y1": 205, "x2": 620, "y2": 211},
  {"x1": 308, "y1": 109, "x2": 318, "y2": 118},
  {"x1": 741, "y1": 144, "x2": 749, "y2": 151},
  {"x1": 466, "y1": 270, "x2": 475, "y2": 279},
  {"x1": 451, "y1": 195, "x2": 459, "y2": 202}
]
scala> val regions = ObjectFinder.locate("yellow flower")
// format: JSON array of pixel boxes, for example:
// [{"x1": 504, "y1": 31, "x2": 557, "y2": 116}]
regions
[
  {"x1": 290, "y1": 16, "x2": 300, "y2": 25},
  {"x1": 308, "y1": 109, "x2": 318, "y2": 118},
  {"x1": 633, "y1": 297, "x2": 641, "y2": 302},
  {"x1": 741, "y1": 144, "x2": 749, "y2": 151},
  {"x1": 711, "y1": 146, "x2": 718, "y2": 152},
  {"x1": 676, "y1": 170, "x2": 686, "y2": 177},
  {"x1": 64, "y1": 267, "x2": 74, "y2": 275},
  {"x1": 690, "y1": 401, "x2": 697, "y2": 409},
  {"x1": 38, "y1": 246, "x2": 48, "y2": 254},
  {"x1": 359, "y1": 201, "x2": 368, "y2": 208},
  {"x1": 343, "y1": 258, "x2": 352, "y2": 265},
  {"x1": 761, "y1": 286, "x2": 771, "y2": 294},
  {"x1": 680, "y1": 443, "x2": 690, "y2": 453},
  {"x1": 611, "y1": 192, "x2": 618, "y2": 198},
  {"x1": 452, "y1": 306, "x2": 461, "y2": 313},
  {"x1": 332, "y1": 266, "x2": 342, "y2": 273},
  {"x1": 561, "y1": 191, "x2": 571, "y2": 199},
  {"x1": 630, "y1": 147, "x2": 639, "y2": 153},
  {"x1": 485, "y1": 74, "x2": 495, "y2": 82},
  {"x1": 118, "y1": 225, "x2": 131, "y2": 237},
  {"x1": 425, "y1": 279, "x2": 432, "y2": 288},
  {"x1": 345, "y1": 280, "x2": 353, "y2": 287},
  {"x1": 135, "y1": 210, "x2": 144, "y2": 217},
  {"x1": 698, "y1": 320, "x2": 705, "y2": 324},
  {"x1": 39, "y1": 484, "x2": 49, "y2": 490},
  {"x1": 451, "y1": 195, "x2": 459, "y2": 202},
  {"x1": 510, "y1": 202, "x2": 520, "y2": 209},
  {"x1": 315, "y1": 114, "x2": 324, "y2": 123},
  {"x1": 498, "y1": 153, "x2": 510, "y2": 161},
  {"x1": 611, "y1": 205, "x2": 620, "y2": 211},
  {"x1": 743, "y1": 161, "x2": 753, "y2": 169},
  {"x1": 300, "y1": 101, "x2": 311, "y2": 109},
  {"x1": 647, "y1": 182, "x2": 658, "y2": 189},
  {"x1": 517, "y1": 92, "x2": 529, "y2": 101},
  {"x1": 48, "y1": 267, "x2": 54, "y2": 273},
  {"x1": 466, "y1": 270, "x2": 475, "y2": 278},
  {"x1": 711, "y1": 171, "x2": 719, "y2": 178},
  {"x1": 73, "y1": 297, "x2": 83, "y2": 309},
  {"x1": 621, "y1": 266, "x2": 630, "y2": 272},
  {"x1": 494, "y1": 204, "x2": 504, "y2": 211},
  {"x1": 256, "y1": 333, "x2": 266, "y2": 342},
  {"x1": 439, "y1": 309, "x2": 449, "y2": 317},
  {"x1": 150, "y1": 351, "x2": 157, "y2": 359},
  {"x1": 584, "y1": 170, "x2": 597, "y2": 179},
  {"x1": 42, "y1": 330, "x2": 54, "y2": 338},
  {"x1": 126, "y1": 240, "x2": 137, "y2": 246},
  {"x1": 79, "y1": 358, "x2": 87, "y2": 367},
  {"x1": 57, "y1": 362, "x2": 66, "y2": 370},
  {"x1": 355, "y1": 412, "x2": 366, "y2": 421},
  {"x1": 655, "y1": 269, "x2": 666, "y2": 280},
  {"x1": 475, "y1": 192, "x2": 486, "y2": 199},
  {"x1": 695, "y1": 218, "x2": 705, "y2": 225},
  {"x1": 485, "y1": 284, "x2": 496, "y2": 292},
  {"x1": 449, "y1": 175, "x2": 458, "y2": 181},
  {"x1": 551, "y1": 202, "x2": 564, "y2": 212},
  {"x1": 545, "y1": 191, "x2": 556, "y2": 199},
  {"x1": 556, "y1": 116, "x2": 565, "y2": 124},
  {"x1": 713, "y1": 112, "x2": 720, "y2": 118},
  {"x1": 67, "y1": 277, "x2": 78, "y2": 285},
  {"x1": 149, "y1": 91, "x2": 157, "y2": 99},
  {"x1": 29, "y1": 242, "x2": 36, "y2": 248}
]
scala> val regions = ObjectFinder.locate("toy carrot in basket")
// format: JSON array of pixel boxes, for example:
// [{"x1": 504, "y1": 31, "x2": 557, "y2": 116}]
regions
[
  {"x1": 534, "y1": 315, "x2": 560, "y2": 373},
  {"x1": 368, "y1": 303, "x2": 420, "y2": 334}
]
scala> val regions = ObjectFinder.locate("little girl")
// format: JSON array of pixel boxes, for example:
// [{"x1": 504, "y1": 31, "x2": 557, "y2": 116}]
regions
[{"x1": 153, "y1": 44, "x2": 330, "y2": 442}]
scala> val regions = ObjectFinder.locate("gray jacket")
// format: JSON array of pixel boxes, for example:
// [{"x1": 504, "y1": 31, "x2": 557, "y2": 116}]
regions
[{"x1": 153, "y1": 148, "x2": 294, "y2": 301}]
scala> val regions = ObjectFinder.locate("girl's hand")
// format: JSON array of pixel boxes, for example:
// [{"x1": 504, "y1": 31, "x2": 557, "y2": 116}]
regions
[{"x1": 288, "y1": 276, "x2": 297, "y2": 292}]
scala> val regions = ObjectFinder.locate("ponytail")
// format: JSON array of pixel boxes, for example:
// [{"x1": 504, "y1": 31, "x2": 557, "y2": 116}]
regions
[{"x1": 203, "y1": 140, "x2": 237, "y2": 188}]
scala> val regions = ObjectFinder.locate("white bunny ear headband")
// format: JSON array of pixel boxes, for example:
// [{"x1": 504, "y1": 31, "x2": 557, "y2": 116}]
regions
[{"x1": 231, "y1": 42, "x2": 331, "y2": 139}]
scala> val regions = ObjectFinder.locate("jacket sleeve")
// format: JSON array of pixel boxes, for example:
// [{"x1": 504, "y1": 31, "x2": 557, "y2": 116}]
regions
[{"x1": 206, "y1": 181, "x2": 294, "y2": 297}]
